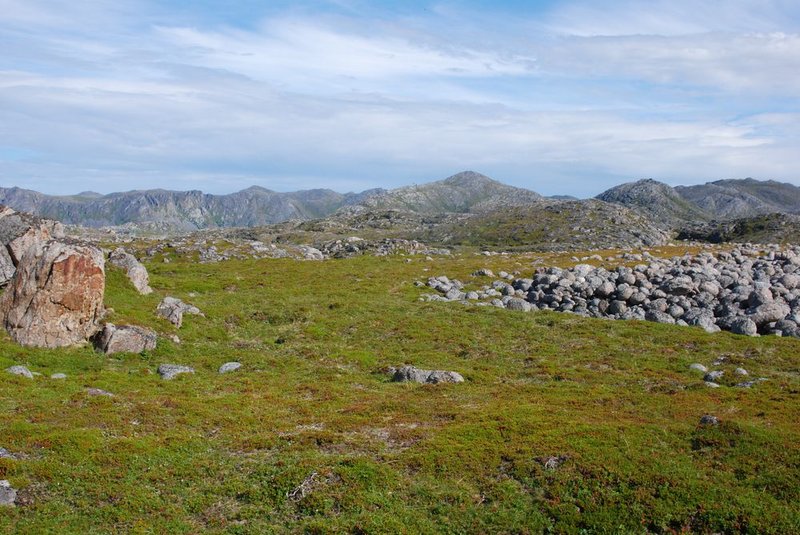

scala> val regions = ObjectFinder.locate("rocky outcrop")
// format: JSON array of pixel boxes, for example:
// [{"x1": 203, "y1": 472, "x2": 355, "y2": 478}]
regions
[
  {"x1": 108, "y1": 248, "x2": 152, "y2": 294},
  {"x1": 94, "y1": 323, "x2": 157, "y2": 354},
  {"x1": 0, "y1": 205, "x2": 64, "y2": 286},
  {"x1": 156, "y1": 297, "x2": 203, "y2": 328},
  {"x1": 596, "y1": 179, "x2": 710, "y2": 228},
  {"x1": 0, "y1": 239, "x2": 105, "y2": 348}
]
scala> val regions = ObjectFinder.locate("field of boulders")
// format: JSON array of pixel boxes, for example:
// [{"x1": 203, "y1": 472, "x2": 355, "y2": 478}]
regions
[{"x1": 422, "y1": 245, "x2": 800, "y2": 339}]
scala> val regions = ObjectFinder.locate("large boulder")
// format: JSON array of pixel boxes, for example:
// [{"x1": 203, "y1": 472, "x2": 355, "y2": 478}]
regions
[
  {"x1": 0, "y1": 205, "x2": 64, "y2": 286},
  {"x1": 108, "y1": 248, "x2": 152, "y2": 294},
  {"x1": 0, "y1": 239, "x2": 105, "y2": 348},
  {"x1": 94, "y1": 323, "x2": 157, "y2": 354}
]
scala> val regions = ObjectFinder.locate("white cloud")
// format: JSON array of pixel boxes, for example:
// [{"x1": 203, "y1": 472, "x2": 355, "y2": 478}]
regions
[{"x1": 0, "y1": 0, "x2": 799, "y2": 196}]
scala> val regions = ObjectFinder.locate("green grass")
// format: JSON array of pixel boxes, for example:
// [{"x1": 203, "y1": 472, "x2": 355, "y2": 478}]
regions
[{"x1": 1, "y1": 249, "x2": 799, "y2": 533}]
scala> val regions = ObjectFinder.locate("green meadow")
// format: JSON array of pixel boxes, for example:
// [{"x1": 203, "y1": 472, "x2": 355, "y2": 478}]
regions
[{"x1": 2, "y1": 246, "x2": 799, "y2": 534}]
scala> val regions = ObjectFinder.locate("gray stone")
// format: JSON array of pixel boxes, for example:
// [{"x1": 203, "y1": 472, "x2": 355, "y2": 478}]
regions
[
  {"x1": 5, "y1": 365, "x2": 33, "y2": 379},
  {"x1": 219, "y1": 362, "x2": 242, "y2": 374},
  {"x1": 735, "y1": 367, "x2": 748, "y2": 376},
  {"x1": 94, "y1": 323, "x2": 157, "y2": 354},
  {"x1": 0, "y1": 480, "x2": 16, "y2": 507},
  {"x1": 156, "y1": 297, "x2": 203, "y2": 328},
  {"x1": 689, "y1": 363, "x2": 708, "y2": 373},
  {"x1": 505, "y1": 298, "x2": 532, "y2": 312},
  {"x1": 704, "y1": 370, "x2": 724, "y2": 382},
  {"x1": 108, "y1": 248, "x2": 152, "y2": 295},
  {"x1": 704, "y1": 381, "x2": 721, "y2": 388},
  {"x1": 0, "y1": 447, "x2": 15, "y2": 460},
  {"x1": 50, "y1": 373, "x2": 67, "y2": 379},
  {"x1": 86, "y1": 387, "x2": 114, "y2": 397},
  {"x1": 699, "y1": 414, "x2": 719, "y2": 426},
  {"x1": 158, "y1": 363, "x2": 195, "y2": 380},
  {"x1": 390, "y1": 365, "x2": 464, "y2": 384},
  {"x1": 729, "y1": 317, "x2": 758, "y2": 336}
]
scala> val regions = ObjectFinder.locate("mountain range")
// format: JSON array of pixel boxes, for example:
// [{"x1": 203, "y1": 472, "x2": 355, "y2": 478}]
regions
[{"x1": 2, "y1": 172, "x2": 800, "y2": 233}]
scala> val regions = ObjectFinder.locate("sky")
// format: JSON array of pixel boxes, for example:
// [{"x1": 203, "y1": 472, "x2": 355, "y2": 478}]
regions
[{"x1": 1, "y1": 0, "x2": 800, "y2": 197}]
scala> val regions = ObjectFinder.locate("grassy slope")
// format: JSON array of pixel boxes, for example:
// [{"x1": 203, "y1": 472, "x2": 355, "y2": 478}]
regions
[{"x1": 1, "y1": 247, "x2": 799, "y2": 534}]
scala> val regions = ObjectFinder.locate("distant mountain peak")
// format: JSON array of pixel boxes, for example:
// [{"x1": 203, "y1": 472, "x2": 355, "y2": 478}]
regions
[{"x1": 441, "y1": 170, "x2": 497, "y2": 187}]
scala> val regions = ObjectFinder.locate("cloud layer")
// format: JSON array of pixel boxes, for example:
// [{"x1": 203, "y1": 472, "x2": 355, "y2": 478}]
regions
[{"x1": 1, "y1": 0, "x2": 799, "y2": 196}]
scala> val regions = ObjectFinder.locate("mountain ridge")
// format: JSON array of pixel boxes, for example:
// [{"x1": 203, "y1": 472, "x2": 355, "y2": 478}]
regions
[{"x1": 3, "y1": 173, "x2": 800, "y2": 233}]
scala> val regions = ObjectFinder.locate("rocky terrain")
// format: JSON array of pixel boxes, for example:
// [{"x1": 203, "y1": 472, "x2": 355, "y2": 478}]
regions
[
  {"x1": 1, "y1": 201, "x2": 799, "y2": 532},
  {"x1": 678, "y1": 213, "x2": 800, "y2": 244},
  {"x1": 6, "y1": 174, "x2": 800, "y2": 242},
  {"x1": 596, "y1": 178, "x2": 711, "y2": 228},
  {"x1": 598, "y1": 177, "x2": 800, "y2": 229},
  {"x1": 422, "y1": 245, "x2": 800, "y2": 343},
  {"x1": 344, "y1": 170, "x2": 543, "y2": 214}
]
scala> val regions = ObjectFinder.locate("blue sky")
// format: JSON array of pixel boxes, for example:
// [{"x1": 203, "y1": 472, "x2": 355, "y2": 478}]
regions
[{"x1": 1, "y1": 0, "x2": 799, "y2": 196}]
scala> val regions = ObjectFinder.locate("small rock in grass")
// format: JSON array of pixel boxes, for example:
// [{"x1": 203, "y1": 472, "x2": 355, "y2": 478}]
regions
[
  {"x1": 5, "y1": 365, "x2": 33, "y2": 379},
  {"x1": 0, "y1": 447, "x2": 15, "y2": 460},
  {"x1": 50, "y1": 373, "x2": 67, "y2": 379},
  {"x1": 689, "y1": 363, "x2": 708, "y2": 373},
  {"x1": 704, "y1": 371, "x2": 724, "y2": 382},
  {"x1": 86, "y1": 388, "x2": 114, "y2": 397},
  {"x1": 539, "y1": 455, "x2": 569, "y2": 470},
  {"x1": 390, "y1": 365, "x2": 464, "y2": 384},
  {"x1": 704, "y1": 381, "x2": 721, "y2": 388},
  {"x1": 219, "y1": 362, "x2": 241, "y2": 374},
  {"x1": 0, "y1": 480, "x2": 16, "y2": 507},
  {"x1": 158, "y1": 364, "x2": 195, "y2": 380},
  {"x1": 735, "y1": 381, "x2": 757, "y2": 388},
  {"x1": 735, "y1": 367, "x2": 748, "y2": 376},
  {"x1": 700, "y1": 414, "x2": 719, "y2": 426}
]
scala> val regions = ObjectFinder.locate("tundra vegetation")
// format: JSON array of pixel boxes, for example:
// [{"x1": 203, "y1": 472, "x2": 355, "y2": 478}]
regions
[{"x1": 2, "y1": 243, "x2": 799, "y2": 533}]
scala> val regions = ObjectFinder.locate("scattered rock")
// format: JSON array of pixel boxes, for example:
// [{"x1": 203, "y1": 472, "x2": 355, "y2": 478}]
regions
[
  {"x1": 50, "y1": 373, "x2": 67, "y2": 379},
  {"x1": 735, "y1": 367, "x2": 749, "y2": 376},
  {"x1": 0, "y1": 480, "x2": 16, "y2": 507},
  {"x1": 699, "y1": 414, "x2": 719, "y2": 426},
  {"x1": 538, "y1": 455, "x2": 570, "y2": 470},
  {"x1": 390, "y1": 365, "x2": 464, "y2": 384},
  {"x1": 704, "y1": 381, "x2": 721, "y2": 388},
  {"x1": 0, "y1": 447, "x2": 15, "y2": 460},
  {"x1": 156, "y1": 297, "x2": 203, "y2": 328},
  {"x1": 86, "y1": 387, "x2": 114, "y2": 397},
  {"x1": 689, "y1": 363, "x2": 708, "y2": 373},
  {"x1": 0, "y1": 239, "x2": 105, "y2": 348},
  {"x1": 108, "y1": 248, "x2": 152, "y2": 294},
  {"x1": 472, "y1": 268, "x2": 495, "y2": 277},
  {"x1": 704, "y1": 371, "x2": 724, "y2": 382},
  {"x1": 93, "y1": 323, "x2": 157, "y2": 354},
  {"x1": 5, "y1": 365, "x2": 33, "y2": 379},
  {"x1": 158, "y1": 364, "x2": 195, "y2": 380},
  {"x1": 219, "y1": 362, "x2": 242, "y2": 374}
]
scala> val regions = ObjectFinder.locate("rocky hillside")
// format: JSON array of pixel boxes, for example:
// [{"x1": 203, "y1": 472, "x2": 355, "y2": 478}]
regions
[
  {"x1": 596, "y1": 178, "x2": 711, "y2": 228},
  {"x1": 415, "y1": 199, "x2": 670, "y2": 251},
  {"x1": 0, "y1": 186, "x2": 365, "y2": 231},
  {"x1": 675, "y1": 178, "x2": 800, "y2": 220},
  {"x1": 0, "y1": 171, "x2": 541, "y2": 231},
  {"x1": 677, "y1": 213, "x2": 800, "y2": 244},
  {"x1": 341, "y1": 171, "x2": 543, "y2": 214},
  {"x1": 599, "y1": 177, "x2": 800, "y2": 227}
]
